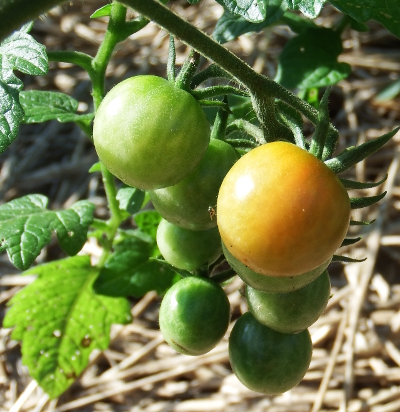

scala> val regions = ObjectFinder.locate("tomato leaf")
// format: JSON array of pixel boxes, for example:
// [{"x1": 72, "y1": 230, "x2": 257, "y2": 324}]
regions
[
  {"x1": 116, "y1": 186, "x2": 145, "y2": 216},
  {"x1": 3, "y1": 256, "x2": 132, "y2": 399},
  {"x1": 286, "y1": 0, "x2": 326, "y2": 18},
  {"x1": 19, "y1": 90, "x2": 94, "y2": 124},
  {"x1": 350, "y1": 192, "x2": 387, "y2": 210},
  {"x1": 90, "y1": 4, "x2": 113, "y2": 18},
  {"x1": 134, "y1": 210, "x2": 162, "y2": 241},
  {"x1": 0, "y1": 29, "x2": 48, "y2": 76},
  {"x1": 94, "y1": 238, "x2": 179, "y2": 297},
  {"x1": 214, "y1": 1, "x2": 286, "y2": 43},
  {"x1": 276, "y1": 27, "x2": 350, "y2": 90},
  {"x1": 330, "y1": 0, "x2": 400, "y2": 40},
  {"x1": 0, "y1": 195, "x2": 95, "y2": 270},
  {"x1": 280, "y1": 11, "x2": 318, "y2": 34},
  {"x1": 0, "y1": 54, "x2": 24, "y2": 153},
  {"x1": 215, "y1": 0, "x2": 268, "y2": 23}
]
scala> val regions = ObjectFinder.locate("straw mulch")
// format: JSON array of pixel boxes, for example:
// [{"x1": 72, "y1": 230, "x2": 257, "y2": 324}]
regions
[{"x1": 1, "y1": 1, "x2": 400, "y2": 411}]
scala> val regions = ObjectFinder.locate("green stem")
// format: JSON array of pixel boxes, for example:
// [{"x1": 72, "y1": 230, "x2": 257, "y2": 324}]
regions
[
  {"x1": 47, "y1": 51, "x2": 95, "y2": 77},
  {"x1": 121, "y1": 0, "x2": 337, "y2": 142},
  {"x1": 210, "y1": 97, "x2": 229, "y2": 140},
  {"x1": 91, "y1": 1, "x2": 127, "y2": 109}
]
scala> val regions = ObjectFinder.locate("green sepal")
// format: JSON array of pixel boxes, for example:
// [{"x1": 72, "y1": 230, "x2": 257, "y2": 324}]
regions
[
  {"x1": 340, "y1": 237, "x2": 362, "y2": 247},
  {"x1": 226, "y1": 119, "x2": 265, "y2": 144},
  {"x1": 350, "y1": 219, "x2": 375, "y2": 226},
  {"x1": 350, "y1": 192, "x2": 386, "y2": 210},
  {"x1": 225, "y1": 137, "x2": 258, "y2": 149},
  {"x1": 175, "y1": 49, "x2": 200, "y2": 91},
  {"x1": 151, "y1": 257, "x2": 192, "y2": 278},
  {"x1": 191, "y1": 85, "x2": 249, "y2": 100},
  {"x1": 340, "y1": 175, "x2": 387, "y2": 190},
  {"x1": 332, "y1": 255, "x2": 366, "y2": 263},
  {"x1": 198, "y1": 99, "x2": 231, "y2": 112},
  {"x1": 309, "y1": 87, "x2": 330, "y2": 159},
  {"x1": 325, "y1": 128, "x2": 399, "y2": 174},
  {"x1": 191, "y1": 64, "x2": 232, "y2": 88}
]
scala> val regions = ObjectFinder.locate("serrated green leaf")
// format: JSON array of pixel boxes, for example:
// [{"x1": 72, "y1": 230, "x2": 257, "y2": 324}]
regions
[
  {"x1": 276, "y1": 27, "x2": 351, "y2": 90},
  {"x1": 325, "y1": 128, "x2": 399, "y2": 174},
  {"x1": 19, "y1": 90, "x2": 94, "y2": 124},
  {"x1": 330, "y1": 0, "x2": 400, "y2": 40},
  {"x1": 0, "y1": 54, "x2": 24, "y2": 153},
  {"x1": 0, "y1": 31, "x2": 48, "y2": 76},
  {"x1": 350, "y1": 192, "x2": 387, "y2": 210},
  {"x1": 3, "y1": 255, "x2": 131, "y2": 398},
  {"x1": 94, "y1": 238, "x2": 179, "y2": 297},
  {"x1": 134, "y1": 210, "x2": 162, "y2": 241},
  {"x1": 287, "y1": 0, "x2": 326, "y2": 18},
  {"x1": 0, "y1": 195, "x2": 95, "y2": 270},
  {"x1": 215, "y1": 0, "x2": 268, "y2": 23},
  {"x1": 213, "y1": 1, "x2": 287, "y2": 43},
  {"x1": 280, "y1": 11, "x2": 318, "y2": 34},
  {"x1": 340, "y1": 175, "x2": 387, "y2": 189},
  {"x1": 90, "y1": 4, "x2": 113, "y2": 18},
  {"x1": 20, "y1": 22, "x2": 34, "y2": 33},
  {"x1": 116, "y1": 186, "x2": 145, "y2": 215}
]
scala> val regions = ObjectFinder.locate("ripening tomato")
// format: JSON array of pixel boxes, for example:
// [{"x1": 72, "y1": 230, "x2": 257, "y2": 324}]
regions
[
  {"x1": 217, "y1": 141, "x2": 350, "y2": 277},
  {"x1": 93, "y1": 75, "x2": 210, "y2": 190}
]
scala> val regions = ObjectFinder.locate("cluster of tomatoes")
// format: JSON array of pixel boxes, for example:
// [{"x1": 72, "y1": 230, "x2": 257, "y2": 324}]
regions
[{"x1": 93, "y1": 75, "x2": 352, "y2": 395}]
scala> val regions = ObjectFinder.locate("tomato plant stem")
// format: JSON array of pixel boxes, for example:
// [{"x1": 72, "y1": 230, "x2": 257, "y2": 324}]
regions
[{"x1": 122, "y1": 0, "x2": 338, "y2": 144}]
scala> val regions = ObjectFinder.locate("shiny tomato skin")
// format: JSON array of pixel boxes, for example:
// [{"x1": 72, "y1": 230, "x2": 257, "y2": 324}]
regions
[
  {"x1": 93, "y1": 75, "x2": 210, "y2": 190},
  {"x1": 157, "y1": 219, "x2": 222, "y2": 271},
  {"x1": 150, "y1": 138, "x2": 239, "y2": 230},
  {"x1": 217, "y1": 141, "x2": 350, "y2": 277},
  {"x1": 246, "y1": 270, "x2": 331, "y2": 334},
  {"x1": 222, "y1": 243, "x2": 329, "y2": 293},
  {"x1": 159, "y1": 277, "x2": 230, "y2": 356},
  {"x1": 229, "y1": 312, "x2": 312, "y2": 394}
]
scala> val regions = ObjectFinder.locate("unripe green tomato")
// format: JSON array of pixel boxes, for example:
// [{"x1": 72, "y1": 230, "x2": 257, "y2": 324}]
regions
[
  {"x1": 229, "y1": 312, "x2": 312, "y2": 394},
  {"x1": 93, "y1": 75, "x2": 210, "y2": 190},
  {"x1": 159, "y1": 276, "x2": 231, "y2": 356},
  {"x1": 157, "y1": 218, "x2": 222, "y2": 271},
  {"x1": 217, "y1": 141, "x2": 350, "y2": 277},
  {"x1": 150, "y1": 138, "x2": 239, "y2": 230},
  {"x1": 246, "y1": 270, "x2": 331, "y2": 334},
  {"x1": 222, "y1": 243, "x2": 329, "y2": 293}
]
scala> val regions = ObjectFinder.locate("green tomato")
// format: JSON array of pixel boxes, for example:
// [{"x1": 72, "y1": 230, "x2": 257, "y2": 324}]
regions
[
  {"x1": 246, "y1": 270, "x2": 331, "y2": 334},
  {"x1": 159, "y1": 276, "x2": 231, "y2": 356},
  {"x1": 93, "y1": 75, "x2": 210, "y2": 190},
  {"x1": 222, "y1": 243, "x2": 329, "y2": 293},
  {"x1": 157, "y1": 218, "x2": 222, "y2": 271},
  {"x1": 150, "y1": 138, "x2": 239, "y2": 230},
  {"x1": 229, "y1": 312, "x2": 312, "y2": 394}
]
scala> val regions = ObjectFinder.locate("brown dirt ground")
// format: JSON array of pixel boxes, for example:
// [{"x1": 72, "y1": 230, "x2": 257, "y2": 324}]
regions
[{"x1": 1, "y1": 1, "x2": 400, "y2": 411}]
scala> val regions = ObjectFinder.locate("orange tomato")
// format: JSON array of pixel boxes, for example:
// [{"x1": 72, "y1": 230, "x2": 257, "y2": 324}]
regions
[{"x1": 217, "y1": 141, "x2": 350, "y2": 277}]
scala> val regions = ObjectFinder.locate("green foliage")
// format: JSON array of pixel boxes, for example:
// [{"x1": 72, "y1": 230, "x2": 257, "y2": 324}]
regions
[
  {"x1": 0, "y1": 195, "x2": 94, "y2": 270},
  {"x1": 0, "y1": 25, "x2": 49, "y2": 152},
  {"x1": 20, "y1": 90, "x2": 94, "y2": 124},
  {"x1": 3, "y1": 256, "x2": 132, "y2": 399},
  {"x1": 276, "y1": 27, "x2": 351, "y2": 90},
  {"x1": 330, "y1": 0, "x2": 400, "y2": 39},
  {"x1": 94, "y1": 236, "x2": 180, "y2": 297}
]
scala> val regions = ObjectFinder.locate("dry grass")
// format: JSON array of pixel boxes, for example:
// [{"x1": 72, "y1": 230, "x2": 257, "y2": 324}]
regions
[{"x1": 1, "y1": 1, "x2": 400, "y2": 411}]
